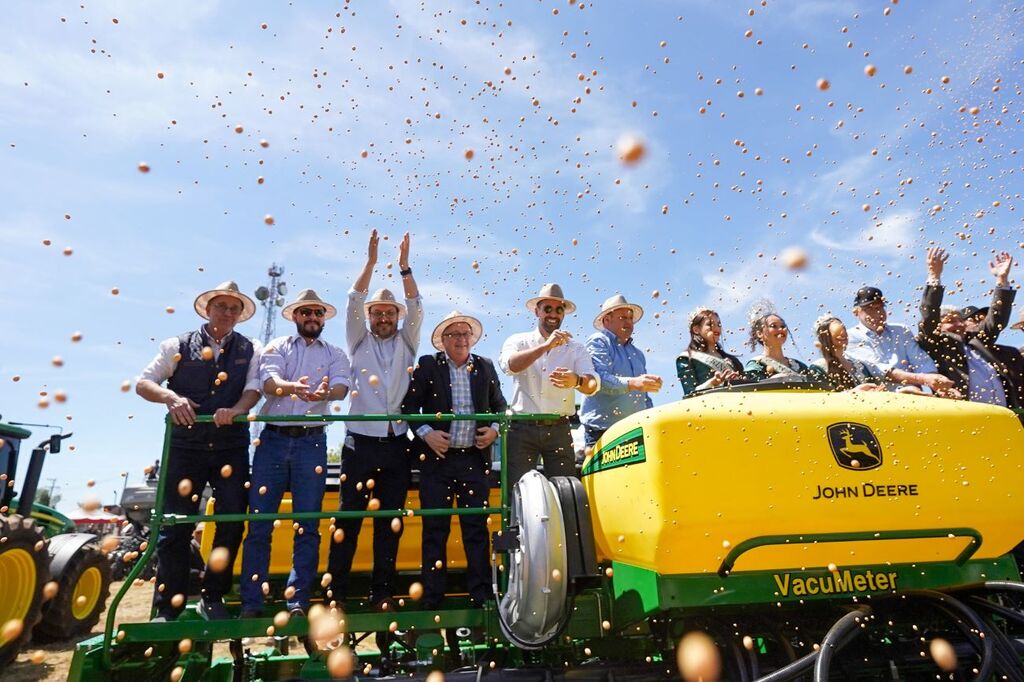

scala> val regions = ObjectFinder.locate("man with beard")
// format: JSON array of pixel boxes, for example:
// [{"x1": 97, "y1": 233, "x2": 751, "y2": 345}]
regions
[
  {"x1": 499, "y1": 283, "x2": 599, "y2": 485},
  {"x1": 239, "y1": 289, "x2": 350, "y2": 618},
  {"x1": 137, "y1": 281, "x2": 261, "y2": 621},
  {"x1": 326, "y1": 230, "x2": 422, "y2": 612}
]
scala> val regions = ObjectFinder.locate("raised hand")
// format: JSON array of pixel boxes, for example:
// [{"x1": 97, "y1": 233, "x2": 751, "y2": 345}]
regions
[
  {"x1": 990, "y1": 251, "x2": 1013, "y2": 286},
  {"x1": 398, "y1": 232, "x2": 411, "y2": 270},
  {"x1": 543, "y1": 329, "x2": 572, "y2": 350},
  {"x1": 926, "y1": 247, "x2": 948, "y2": 280},
  {"x1": 367, "y1": 229, "x2": 380, "y2": 265}
]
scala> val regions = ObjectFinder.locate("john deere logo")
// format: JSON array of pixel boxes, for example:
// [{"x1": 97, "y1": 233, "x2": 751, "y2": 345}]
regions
[
  {"x1": 581, "y1": 427, "x2": 646, "y2": 476},
  {"x1": 826, "y1": 422, "x2": 882, "y2": 471}
]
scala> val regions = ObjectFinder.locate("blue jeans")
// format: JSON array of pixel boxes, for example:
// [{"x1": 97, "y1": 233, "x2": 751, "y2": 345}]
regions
[{"x1": 240, "y1": 428, "x2": 327, "y2": 611}]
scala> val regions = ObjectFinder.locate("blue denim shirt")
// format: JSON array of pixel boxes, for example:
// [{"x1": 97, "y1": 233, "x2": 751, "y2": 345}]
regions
[{"x1": 580, "y1": 329, "x2": 653, "y2": 431}]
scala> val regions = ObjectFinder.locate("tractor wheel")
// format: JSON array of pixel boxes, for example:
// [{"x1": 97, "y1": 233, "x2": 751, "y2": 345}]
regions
[
  {"x1": 35, "y1": 537, "x2": 112, "y2": 641},
  {"x1": 0, "y1": 514, "x2": 50, "y2": 670}
]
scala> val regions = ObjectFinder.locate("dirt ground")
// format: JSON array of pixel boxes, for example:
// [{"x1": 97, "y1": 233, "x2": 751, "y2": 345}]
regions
[
  {"x1": 7, "y1": 580, "x2": 154, "y2": 682},
  {"x1": 7, "y1": 581, "x2": 380, "y2": 681}
]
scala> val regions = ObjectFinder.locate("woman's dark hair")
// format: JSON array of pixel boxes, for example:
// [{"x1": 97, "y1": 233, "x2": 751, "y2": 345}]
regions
[
  {"x1": 815, "y1": 316, "x2": 857, "y2": 390},
  {"x1": 689, "y1": 309, "x2": 743, "y2": 371},
  {"x1": 747, "y1": 313, "x2": 787, "y2": 351}
]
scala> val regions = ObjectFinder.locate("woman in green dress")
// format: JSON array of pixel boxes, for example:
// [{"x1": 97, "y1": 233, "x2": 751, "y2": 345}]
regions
[
  {"x1": 811, "y1": 316, "x2": 886, "y2": 391},
  {"x1": 676, "y1": 308, "x2": 747, "y2": 394},
  {"x1": 744, "y1": 310, "x2": 823, "y2": 383}
]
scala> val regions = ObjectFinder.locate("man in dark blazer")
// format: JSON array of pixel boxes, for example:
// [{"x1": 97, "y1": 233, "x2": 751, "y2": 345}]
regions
[
  {"x1": 963, "y1": 305, "x2": 1024, "y2": 409},
  {"x1": 918, "y1": 247, "x2": 1018, "y2": 407},
  {"x1": 401, "y1": 311, "x2": 508, "y2": 610}
]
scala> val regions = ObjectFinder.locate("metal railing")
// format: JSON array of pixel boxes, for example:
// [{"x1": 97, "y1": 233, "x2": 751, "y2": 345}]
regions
[{"x1": 100, "y1": 411, "x2": 558, "y2": 669}]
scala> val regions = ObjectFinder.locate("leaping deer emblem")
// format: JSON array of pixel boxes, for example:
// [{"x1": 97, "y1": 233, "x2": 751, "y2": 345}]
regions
[{"x1": 837, "y1": 427, "x2": 880, "y2": 465}]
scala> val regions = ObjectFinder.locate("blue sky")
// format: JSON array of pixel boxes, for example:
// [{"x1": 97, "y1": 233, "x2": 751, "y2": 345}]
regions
[{"x1": 1, "y1": 0, "x2": 1021, "y2": 512}]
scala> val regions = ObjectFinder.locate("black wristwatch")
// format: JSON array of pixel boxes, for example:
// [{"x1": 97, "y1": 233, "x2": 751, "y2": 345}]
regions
[{"x1": 400, "y1": 267, "x2": 412, "y2": 277}]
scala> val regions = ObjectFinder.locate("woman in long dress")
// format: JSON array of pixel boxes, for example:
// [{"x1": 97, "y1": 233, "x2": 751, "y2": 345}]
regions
[{"x1": 676, "y1": 308, "x2": 746, "y2": 394}]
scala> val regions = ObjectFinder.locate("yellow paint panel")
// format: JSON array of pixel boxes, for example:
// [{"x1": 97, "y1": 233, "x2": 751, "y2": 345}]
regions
[{"x1": 583, "y1": 391, "x2": 1024, "y2": 575}]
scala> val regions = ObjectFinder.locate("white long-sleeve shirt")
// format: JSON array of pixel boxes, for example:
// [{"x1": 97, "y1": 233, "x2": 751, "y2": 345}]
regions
[{"x1": 345, "y1": 288, "x2": 423, "y2": 436}]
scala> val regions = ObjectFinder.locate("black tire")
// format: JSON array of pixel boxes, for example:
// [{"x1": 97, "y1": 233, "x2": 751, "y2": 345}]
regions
[
  {"x1": 0, "y1": 514, "x2": 50, "y2": 671},
  {"x1": 35, "y1": 540, "x2": 112, "y2": 641}
]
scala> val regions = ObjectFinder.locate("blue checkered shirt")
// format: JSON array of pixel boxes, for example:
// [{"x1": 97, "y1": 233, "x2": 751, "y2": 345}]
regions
[{"x1": 415, "y1": 355, "x2": 476, "y2": 447}]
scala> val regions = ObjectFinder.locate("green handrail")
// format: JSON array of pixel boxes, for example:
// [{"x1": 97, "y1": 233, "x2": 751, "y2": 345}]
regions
[
  {"x1": 100, "y1": 410, "x2": 558, "y2": 670},
  {"x1": 717, "y1": 527, "x2": 983, "y2": 577}
]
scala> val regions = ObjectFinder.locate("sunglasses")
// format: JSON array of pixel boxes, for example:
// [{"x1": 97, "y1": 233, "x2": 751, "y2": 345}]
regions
[
  {"x1": 369, "y1": 309, "x2": 398, "y2": 319},
  {"x1": 297, "y1": 308, "x2": 326, "y2": 318},
  {"x1": 541, "y1": 305, "x2": 565, "y2": 315}
]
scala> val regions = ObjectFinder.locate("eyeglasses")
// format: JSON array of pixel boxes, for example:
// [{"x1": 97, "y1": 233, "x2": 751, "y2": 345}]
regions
[
  {"x1": 369, "y1": 309, "x2": 398, "y2": 319},
  {"x1": 541, "y1": 305, "x2": 565, "y2": 315},
  {"x1": 442, "y1": 332, "x2": 472, "y2": 340},
  {"x1": 211, "y1": 302, "x2": 243, "y2": 315},
  {"x1": 297, "y1": 308, "x2": 326, "y2": 318}
]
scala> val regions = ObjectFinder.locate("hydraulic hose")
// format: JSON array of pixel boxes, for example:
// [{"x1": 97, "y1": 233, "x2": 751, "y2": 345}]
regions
[
  {"x1": 754, "y1": 608, "x2": 867, "y2": 682},
  {"x1": 812, "y1": 606, "x2": 872, "y2": 682},
  {"x1": 904, "y1": 590, "x2": 997, "y2": 682}
]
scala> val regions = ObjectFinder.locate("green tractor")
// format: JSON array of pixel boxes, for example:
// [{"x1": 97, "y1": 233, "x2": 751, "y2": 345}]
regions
[{"x1": 0, "y1": 418, "x2": 113, "y2": 670}]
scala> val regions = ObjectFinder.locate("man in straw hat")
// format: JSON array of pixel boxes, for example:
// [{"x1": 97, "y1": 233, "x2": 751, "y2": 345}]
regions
[
  {"x1": 401, "y1": 311, "x2": 507, "y2": 612},
  {"x1": 498, "y1": 283, "x2": 599, "y2": 485},
  {"x1": 327, "y1": 229, "x2": 423, "y2": 612},
  {"x1": 136, "y1": 281, "x2": 261, "y2": 621},
  {"x1": 239, "y1": 288, "x2": 350, "y2": 619},
  {"x1": 580, "y1": 294, "x2": 662, "y2": 447}
]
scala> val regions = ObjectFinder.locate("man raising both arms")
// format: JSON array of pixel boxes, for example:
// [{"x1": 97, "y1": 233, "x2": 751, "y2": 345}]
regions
[{"x1": 327, "y1": 230, "x2": 423, "y2": 613}]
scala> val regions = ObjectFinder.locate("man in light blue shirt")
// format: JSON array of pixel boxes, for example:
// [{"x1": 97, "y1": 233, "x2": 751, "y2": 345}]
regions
[
  {"x1": 580, "y1": 294, "x2": 663, "y2": 447},
  {"x1": 846, "y1": 286, "x2": 954, "y2": 393},
  {"x1": 240, "y1": 289, "x2": 350, "y2": 619}
]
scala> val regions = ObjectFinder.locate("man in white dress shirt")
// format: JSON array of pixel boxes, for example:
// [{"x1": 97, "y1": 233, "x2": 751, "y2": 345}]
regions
[
  {"x1": 499, "y1": 283, "x2": 599, "y2": 485},
  {"x1": 326, "y1": 230, "x2": 423, "y2": 611}
]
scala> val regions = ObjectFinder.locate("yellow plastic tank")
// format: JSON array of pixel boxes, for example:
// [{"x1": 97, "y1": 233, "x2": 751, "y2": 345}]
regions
[{"x1": 582, "y1": 390, "x2": 1024, "y2": 576}]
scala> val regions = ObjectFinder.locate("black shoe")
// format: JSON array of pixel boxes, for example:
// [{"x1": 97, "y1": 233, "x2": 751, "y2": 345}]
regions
[
  {"x1": 197, "y1": 597, "x2": 231, "y2": 621},
  {"x1": 150, "y1": 613, "x2": 175, "y2": 623},
  {"x1": 288, "y1": 606, "x2": 306, "y2": 618},
  {"x1": 239, "y1": 608, "x2": 263, "y2": 619}
]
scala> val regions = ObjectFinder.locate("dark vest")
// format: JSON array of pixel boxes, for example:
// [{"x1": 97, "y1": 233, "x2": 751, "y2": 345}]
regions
[{"x1": 167, "y1": 328, "x2": 255, "y2": 451}]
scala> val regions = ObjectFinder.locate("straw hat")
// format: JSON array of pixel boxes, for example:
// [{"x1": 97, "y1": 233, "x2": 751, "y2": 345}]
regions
[
  {"x1": 592, "y1": 294, "x2": 644, "y2": 331},
  {"x1": 431, "y1": 311, "x2": 483, "y2": 351},
  {"x1": 193, "y1": 281, "x2": 256, "y2": 322},
  {"x1": 281, "y1": 289, "x2": 338, "y2": 321},
  {"x1": 525, "y1": 283, "x2": 576, "y2": 315},
  {"x1": 363, "y1": 288, "x2": 407, "y2": 321}
]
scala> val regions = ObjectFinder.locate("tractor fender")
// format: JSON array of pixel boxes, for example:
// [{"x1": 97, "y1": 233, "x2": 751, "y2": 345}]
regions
[{"x1": 46, "y1": 532, "x2": 101, "y2": 580}]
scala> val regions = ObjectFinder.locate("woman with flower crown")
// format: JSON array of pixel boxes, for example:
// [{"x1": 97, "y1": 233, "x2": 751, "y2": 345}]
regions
[
  {"x1": 743, "y1": 302, "x2": 825, "y2": 383},
  {"x1": 676, "y1": 308, "x2": 748, "y2": 394}
]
